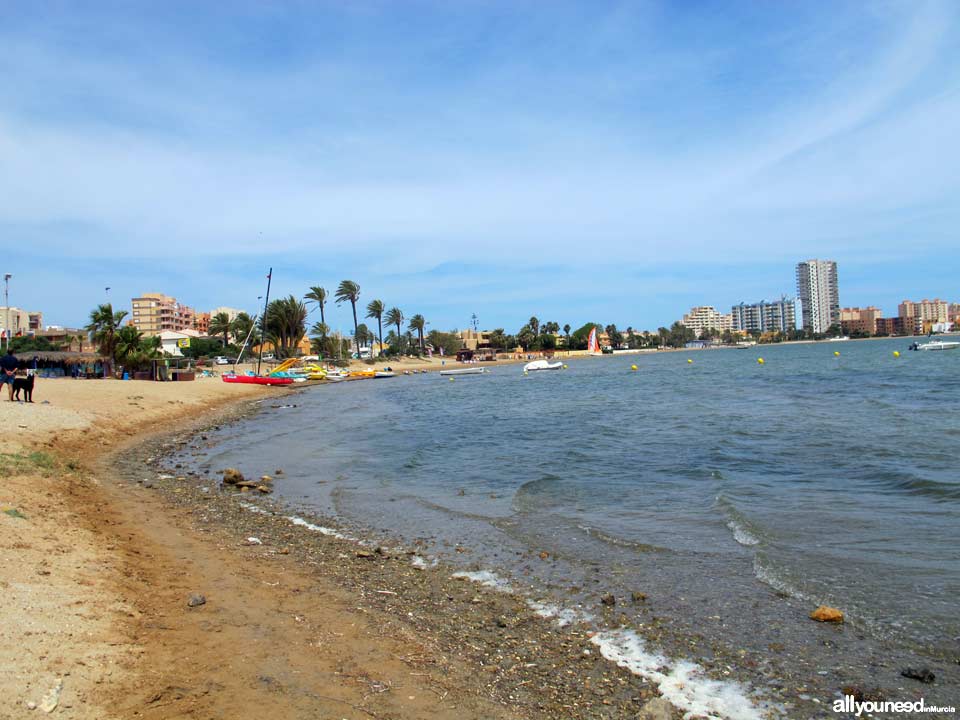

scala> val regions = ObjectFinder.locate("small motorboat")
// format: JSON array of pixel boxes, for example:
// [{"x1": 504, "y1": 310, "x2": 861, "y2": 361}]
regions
[
  {"x1": 909, "y1": 340, "x2": 960, "y2": 351},
  {"x1": 222, "y1": 374, "x2": 293, "y2": 386},
  {"x1": 374, "y1": 371, "x2": 396, "y2": 378},
  {"x1": 524, "y1": 360, "x2": 563, "y2": 372},
  {"x1": 324, "y1": 370, "x2": 349, "y2": 382},
  {"x1": 439, "y1": 367, "x2": 488, "y2": 376}
]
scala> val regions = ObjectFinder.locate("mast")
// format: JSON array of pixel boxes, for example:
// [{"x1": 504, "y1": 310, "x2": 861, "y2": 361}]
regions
[{"x1": 257, "y1": 268, "x2": 272, "y2": 375}]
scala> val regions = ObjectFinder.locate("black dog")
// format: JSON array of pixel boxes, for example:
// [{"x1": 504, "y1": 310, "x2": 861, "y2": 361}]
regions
[{"x1": 13, "y1": 373, "x2": 34, "y2": 403}]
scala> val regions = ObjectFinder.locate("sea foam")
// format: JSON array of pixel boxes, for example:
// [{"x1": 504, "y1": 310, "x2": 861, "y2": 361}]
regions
[
  {"x1": 451, "y1": 570, "x2": 514, "y2": 593},
  {"x1": 590, "y1": 629, "x2": 766, "y2": 720},
  {"x1": 526, "y1": 599, "x2": 591, "y2": 628}
]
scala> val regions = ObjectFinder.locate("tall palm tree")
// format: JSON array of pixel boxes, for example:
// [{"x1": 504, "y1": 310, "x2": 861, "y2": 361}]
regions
[
  {"x1": 85, "y1": 303, "x2": 128, "y2": 363},
  {"x1": 408, "y1": 314, "x2": 426, "y2": 354},
  {"x1": 366, "y1": 299, "x2": 385, "y2": 357},
  {"x1": 231, "y1": 312, "x2": 254, "y2": 349},
  {"x1": 335, "y1": 280, "x2": 361, "y2": 356},
  {"x1": 208, "y1": 311, "x2": 231, "y2": 347},
  {"x1": 262, "y1": 296, "x2": 307, "y2": 358},
  {"x1": 309, "y1": 321, "x2": 330, "y2": 356},
  {"x1": 385, "y1": 307, "x2": 404, "y2": 354},
  {"x1": 304, "y1": 286, "x2": 327, "y2": 326}
]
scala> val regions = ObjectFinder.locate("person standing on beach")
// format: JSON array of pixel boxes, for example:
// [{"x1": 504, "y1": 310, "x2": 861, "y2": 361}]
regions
[{"x1": 1, "y1": 348, "x2": 18, "y2": 400}]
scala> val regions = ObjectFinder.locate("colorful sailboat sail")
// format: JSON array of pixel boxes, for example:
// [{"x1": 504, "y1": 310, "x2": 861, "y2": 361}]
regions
[{"x1": 587, "y1": 327, "x2": 601, "y2": 354}]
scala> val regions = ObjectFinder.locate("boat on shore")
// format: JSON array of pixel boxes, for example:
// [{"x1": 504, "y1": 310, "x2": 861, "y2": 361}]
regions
[
  {"x1": 909, "y1": 340, "x2": 960, "y2": 351},
  {"x1": 524, "y1": 360, "x2": 563, "y2": 372},
  {"x1": 222, "y1": 374, "x2": 293, "y2": 386},
  {"x1": 439, "y1": 367, "x2": 488, "y2": 376},
  {"x1": 374, "y1": 371, "x2": 396, "y2": 378}
]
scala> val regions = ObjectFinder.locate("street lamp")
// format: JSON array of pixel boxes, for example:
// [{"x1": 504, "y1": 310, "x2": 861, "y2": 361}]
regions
[{"x1": 3, "y1": 274, "x2": 11, "y2": 351}]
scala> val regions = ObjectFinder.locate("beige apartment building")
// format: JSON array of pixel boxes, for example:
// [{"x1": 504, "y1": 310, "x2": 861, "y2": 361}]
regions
[
  {"x1": 0, "y1": 306, "x2": 44, "y2": 337},
  {"x1": 681, "y1": 306, "x2": 734, "y2": 338},
  {"x1": 130, "y1": 293, "x2": 196, "y2": 335},
  {"x1": 898, "y1": 298, "x2": 950, "y2": 324},
  {"x1": 839, "y1": 306, "x2": 882, "y2": 335}
]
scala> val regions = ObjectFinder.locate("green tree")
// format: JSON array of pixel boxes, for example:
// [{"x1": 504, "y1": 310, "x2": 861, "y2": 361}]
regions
[
  {"x1": 262, "y1": 295, "x2": 307, "y2": 358},
  {"x1": 231, "y1": 312, "x2": 254, "y2": 348},
  {"x1": 605, "y1": 324, "x2": 623, "y2": 349},
  {"x1": 385, "y1": 307, "x2": 405, "y2": 354},
  {"x1": 335, "y1": 280, "x2": 362, "y2": 356},
  {"x1": 304, "y1": 286, "x2": 328, "y2": 326},
  {"x1": 408, "y1": 314, "x2": 426, "y2": 354},
  {"x1": 85, "y1": 303, "x2": 128, "y2": 362},
  {"x1": 517, "y1": 324, "x2": 536, "y2": 350},
  {"x1": 366, "y1": 299, "x2": 385, "y2": 356},
  {"x1": 427, "y1": 330, "x2": 461, "y2": 357},
  {"x1": 668, "y1": 321, "x2": 695, "y2": 348},
  {"x1": 114, "y1": 326, "x2": 160, "y2": 371},
  {"x1": 309, "y1": 321, "x2": 332, "y2": 356},
  {"x1": 528, "y1": 316, "x2": 540, "y2": 337},
  {"x1": 488, "y1": 328, "x2": 508, "y2": 350},
  {"x1": 208, "y1": 311, "x2": 231, "y2": 347}
]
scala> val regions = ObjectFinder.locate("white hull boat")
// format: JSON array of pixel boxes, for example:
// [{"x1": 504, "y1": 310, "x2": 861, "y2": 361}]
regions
[
  {"x1": 439, "y1": 367, "x2": 489, "y2": 376},
  {"x1": 909, "y1": 340, "x2": 960, "y2": 351},
  {"x1": 524, "y1": 360, "x2": 563, "y2": 372},
  {"x1": 374, "y1": 371, "x2": 396, "y2": 378}
]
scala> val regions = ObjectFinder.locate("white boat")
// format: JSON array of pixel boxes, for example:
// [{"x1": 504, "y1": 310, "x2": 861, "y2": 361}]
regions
[
  {"x1": 374, "y1": 371, "x2": 396, "y2": 378},
  {"x1": 324, "y1": 370, "x2": 349, "y2": 382},
  {"x1": 523, "y1": 360, "x2": 563, "y2": 372},
  {"x1": 909, "y1": 340, "x2": 960, "y2": 351},
  {"x1": 439, "y1": 367, "x2": 488, "y2": 376},
  {"x1": 827, "y1": 336, "x2": 850, "y2": 342}
]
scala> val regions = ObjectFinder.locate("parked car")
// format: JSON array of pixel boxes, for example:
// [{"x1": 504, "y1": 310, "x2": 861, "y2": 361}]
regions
[{"x1": 214, "y1": 356, "x2": 230, "y2": 365}]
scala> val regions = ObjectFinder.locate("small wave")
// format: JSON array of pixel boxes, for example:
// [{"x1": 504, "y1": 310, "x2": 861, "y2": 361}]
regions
[
  {"x1": 526, "y1": 599, "x2": 592, "y2": 628},
  {"x1": 576, "y1": 524, "x2": 665, "y2": 553},
  {"x1": 410, "y1": 555, "x2": 437, "y2": 570},
  {"x1": 715, "y1": 494, "x2": 763, "y2": 547},
  {"x1": 512, "y1": 473, "x2": 567, "y2": 512},
  {"x1": 751, "y1": 554, "x2": 809, "y2": 605},
  {"x1": 874, "y1": 473, "x2": 960, "y2": 501},
  {"x1": 286, "y1": 515, "x2": 352, "y2": 541},
  {"x1": 590, "y1": 629, "x2": 766, "y2": 720},
  {"x1": 451, "y1": 570, "x2": 514, "y2": 593}
]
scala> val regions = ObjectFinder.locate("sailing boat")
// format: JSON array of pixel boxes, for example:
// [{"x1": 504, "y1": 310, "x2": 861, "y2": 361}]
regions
[{"x1": 587, "y1": 327, "x2": 602, "y2": 355}]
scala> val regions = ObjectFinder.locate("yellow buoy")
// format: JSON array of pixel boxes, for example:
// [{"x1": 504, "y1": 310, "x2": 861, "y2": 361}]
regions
[
  {"x1": 757, "y1": 357, "x2": 764, "y2": 364},
  {"x1": 562, "y1": 364, "x2": 568, "y2": 369},
  {"x1": 687, "y1": 359, "x2": 693, "y2": 364},
  {"x1": 631, "y1": 364, "x2": 638, "y2": 371},
  {"x1": 834, "y1": 351, "x2": 840, "y2": 357},
  {"x1": 449, "y1": 377, "x2": 455, "y2": 382},
  {"x1": 893, "y1": 351, "x2": 900, "y2": 357}
]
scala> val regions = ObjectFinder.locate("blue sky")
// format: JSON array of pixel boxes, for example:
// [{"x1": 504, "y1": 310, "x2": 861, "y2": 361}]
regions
[{"x1": 2, "y1": 1, "x2": 958, "y2": 334}]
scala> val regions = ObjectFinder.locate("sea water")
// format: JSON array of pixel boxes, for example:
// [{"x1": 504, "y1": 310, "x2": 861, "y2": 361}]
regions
[{"x1": 183, "y1": 338, "x2": 960, "y2": 712}]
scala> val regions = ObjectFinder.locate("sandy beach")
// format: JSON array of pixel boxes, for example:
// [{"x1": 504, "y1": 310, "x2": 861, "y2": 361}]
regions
[{"x1": 1, "y1": 374, "x2": 678, "y2": 720}]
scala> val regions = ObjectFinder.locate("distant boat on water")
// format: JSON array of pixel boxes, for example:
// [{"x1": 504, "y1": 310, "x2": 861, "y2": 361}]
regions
[
  {"x1": 440, "y1": 367, "x2": 488, "y2": 376},
  {"x1": 827, "y1": 336, "x2": 850, "y2": 342},
  {"x1": 909, "y1": 340, "x2": 960, "y2": 351},
  {"x1": 524, "y1": 360, "x2": 563, "y2": 372}
]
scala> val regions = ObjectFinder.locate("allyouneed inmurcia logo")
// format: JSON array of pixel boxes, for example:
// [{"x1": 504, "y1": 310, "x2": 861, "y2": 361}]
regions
[{"x1": 833, "y1": 695, "x2": 956, "y2": 716}]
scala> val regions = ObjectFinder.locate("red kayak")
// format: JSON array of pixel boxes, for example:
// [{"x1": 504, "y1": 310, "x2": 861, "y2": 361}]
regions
[{"x1": 222, "y1": 374, "x2": 293, "y2": 386}]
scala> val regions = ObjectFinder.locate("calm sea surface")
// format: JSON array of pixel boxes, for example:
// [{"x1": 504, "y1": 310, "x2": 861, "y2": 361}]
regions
[{"x1": 182, "y1": 338, "x2": 960, "y2": 707}]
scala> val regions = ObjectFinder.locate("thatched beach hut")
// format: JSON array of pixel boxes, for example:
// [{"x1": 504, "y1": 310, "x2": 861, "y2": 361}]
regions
[{"x1": 14, "y1": 351, "x2": 112, "y2": 378}]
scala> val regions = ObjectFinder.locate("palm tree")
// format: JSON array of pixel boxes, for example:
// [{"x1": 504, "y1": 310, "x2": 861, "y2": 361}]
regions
[
  {"x1": 529, "y1": 316, "x2": 540, "y2": 337},
  {"x1": 208, "y1": 311, "x2": 231, "y2": 348},
  {"x1": 385, "y1": 307, "x2": 404, "y2": 354},
  {"x1": 85, "y1": 303, "x2": 128, "y2": 363},
  {"x1": 262, "y1": 295, "x2": 307, "y2": 358},
  {"x1": 304, "y1": 286, "x2": 327, "y2": 326},
  {"x1": 365, "y1": 299, "x2": 385, "y2": 357},
  {"x1": 563, "y1": 323, "x2": 571, "y2": 347},
  {"x1": 309, "y1": 321, "x2": 330, "y2": 356},
  {"x1": 408, "y1": 314, "x2": 426, "y2": 354},
  {"x1": 231, "y1": 312, "x2": 254, "y2": 349},
  {"x1": 335, "y1": 280, "x2": 361, "y2": 356}
]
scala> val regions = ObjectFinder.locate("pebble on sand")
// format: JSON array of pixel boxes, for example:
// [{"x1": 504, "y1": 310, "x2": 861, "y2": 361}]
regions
[{"x1": 187, "y1": 593, "x2": 207, "y2": 608}]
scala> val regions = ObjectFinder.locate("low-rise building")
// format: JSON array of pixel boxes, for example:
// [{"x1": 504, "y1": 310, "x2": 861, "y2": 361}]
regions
[
  {"x1": 459, "y1": 328, "x2": 491, "y2": 351},
  {"x1": 876, "y1": 316, "x2": 920, "y2": 336},
  {"x1": 158, "y1": 329, "x2": 203, "y2": 357},
  {"x1": 681, "y1": 306, "x2": 734, "y2": 338},
  {"x1": 0, "y1": 306, "x2": 43, "y2": 337},
  {"x1": 131, "y1": 293, "x2": 196, "y2": 335},
  {"x1": 839, "y1": 306, "x2": 882, "y2": 336}
]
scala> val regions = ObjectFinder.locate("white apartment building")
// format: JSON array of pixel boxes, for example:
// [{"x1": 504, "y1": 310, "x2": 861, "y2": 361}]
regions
[
  {"x1": 796, "y1": 260, "x2": 839, "y2": 334},
  {"x1": 731, "y1": 297, "x2": 796, "y2": 334},
  {"x1": 681, "y1": 306, "x2": 734, "y2": 338}
]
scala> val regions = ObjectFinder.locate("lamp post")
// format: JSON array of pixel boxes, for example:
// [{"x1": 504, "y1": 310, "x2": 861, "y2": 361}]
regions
[{"x1": 3, "y1": 274, "x2": 11, "y2": 351}]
